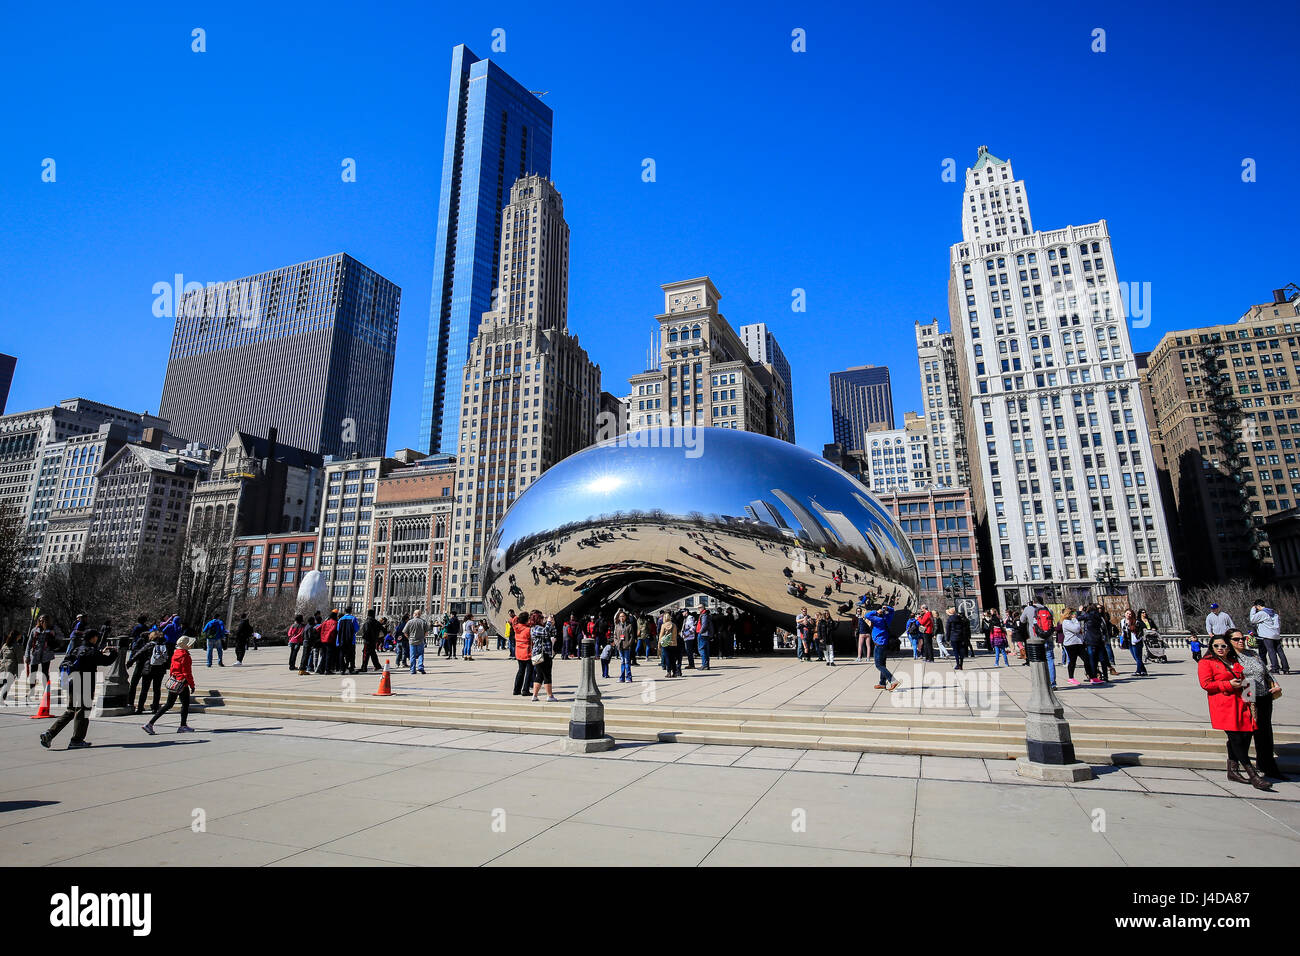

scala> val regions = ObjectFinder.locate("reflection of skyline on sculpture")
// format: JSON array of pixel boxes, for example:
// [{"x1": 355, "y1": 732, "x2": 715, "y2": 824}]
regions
[{"x1": 482, "y1": 428, "x2": 919, "y2": 632}]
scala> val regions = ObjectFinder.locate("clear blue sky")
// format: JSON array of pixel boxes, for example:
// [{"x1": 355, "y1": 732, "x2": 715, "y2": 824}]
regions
[{"x1": 3, "y1": 0, "x2": 1297, "y2": 454}]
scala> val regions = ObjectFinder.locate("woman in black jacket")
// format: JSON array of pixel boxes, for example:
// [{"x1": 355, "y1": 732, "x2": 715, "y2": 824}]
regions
[{"x1": 1079, "y1": 605, "x2": 1109, "y2": 683}]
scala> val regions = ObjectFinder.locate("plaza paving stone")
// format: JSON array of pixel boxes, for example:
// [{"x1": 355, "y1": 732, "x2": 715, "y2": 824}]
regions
[{"x1": 3, "y1": 695, "x2": 1299, "y2": 866}]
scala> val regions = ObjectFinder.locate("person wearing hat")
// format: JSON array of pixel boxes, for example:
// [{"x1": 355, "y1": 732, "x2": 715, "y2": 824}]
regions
[
  {"x1": 1206, "y1": 603, "x2": 1235, "y2": 642},
  {"x1": 142, "y1": 635, "x2": 197, "y2": 734}
]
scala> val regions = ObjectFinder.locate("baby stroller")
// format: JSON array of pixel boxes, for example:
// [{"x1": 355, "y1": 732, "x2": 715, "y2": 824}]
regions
[{"x1": 1143, "y1": 633, "x2": 1168, "y2": 664}]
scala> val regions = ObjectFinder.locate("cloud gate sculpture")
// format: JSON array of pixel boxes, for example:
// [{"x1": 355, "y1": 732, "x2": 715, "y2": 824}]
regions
[{"x1": 481, "y1": 427, "x2": 920, "y2": 634}]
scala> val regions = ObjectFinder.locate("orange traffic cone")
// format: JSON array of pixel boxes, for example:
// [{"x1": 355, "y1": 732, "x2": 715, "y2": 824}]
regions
[
  {"x1": 373, "y1": 660, "x2": 393, "y2": 696},
  {"x1": 29, "y1": 682, "x2": 54, "y2": 719}
]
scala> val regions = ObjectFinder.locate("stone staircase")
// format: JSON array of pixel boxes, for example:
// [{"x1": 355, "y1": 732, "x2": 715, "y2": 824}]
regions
[{"x1": 191, "y1": 688, "x2": 1300, "y2": 771}]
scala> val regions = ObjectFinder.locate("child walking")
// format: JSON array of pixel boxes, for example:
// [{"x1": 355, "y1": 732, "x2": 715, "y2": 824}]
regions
[
  {"x1": 599, "y1": 637, "x2": 613, "y2": 678},
  {"x1": 990, "y1": 624, "x2": 1010, "y2": 666}
]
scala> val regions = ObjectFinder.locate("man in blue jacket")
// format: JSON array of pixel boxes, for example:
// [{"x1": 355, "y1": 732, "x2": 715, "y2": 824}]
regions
[
  {"x1": 162, "y1": 615, "x2": 184, "y2": 654},
  {"x1": 202, "y1": 617, "x2": 226, "y2": 667},
  {"x1": 336, "y1": 608, "x2": 359, "y2": 674},
  {"x1": 865, "y1": 605, "x2": 898, "y2": 691}
]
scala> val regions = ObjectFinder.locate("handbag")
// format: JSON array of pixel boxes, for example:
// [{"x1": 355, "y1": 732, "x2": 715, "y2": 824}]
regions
[{"x1": 164, "y1": 672, "x2": 186, "y2": 693}]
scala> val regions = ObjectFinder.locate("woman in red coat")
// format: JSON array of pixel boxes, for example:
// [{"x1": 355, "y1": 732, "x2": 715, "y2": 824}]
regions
[
  {"x1": 1198, "y1": 635, "x2": 1270, "y2": 790},
  {"x1": 142, "y1": 635, "x2": 197, "y2": 735}
]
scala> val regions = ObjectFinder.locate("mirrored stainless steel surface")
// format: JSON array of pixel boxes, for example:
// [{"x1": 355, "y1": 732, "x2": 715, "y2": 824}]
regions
[{"x1": 481, "y1": 427, "x2": 919, "y2": 633}]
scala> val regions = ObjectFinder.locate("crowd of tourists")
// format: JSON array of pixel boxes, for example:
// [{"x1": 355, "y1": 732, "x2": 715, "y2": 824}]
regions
[{"x1": 9, "y1": 592, "x2": 1291, "y2": 788}]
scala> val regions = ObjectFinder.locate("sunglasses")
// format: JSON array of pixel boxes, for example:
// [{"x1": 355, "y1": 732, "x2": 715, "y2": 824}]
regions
[
  {"x1": 1212, "y1": 644, "x2": 1229, "y2": 650},
  {"x1": 1229, "y1": 636, "x2": 1246, "y2": 642}
]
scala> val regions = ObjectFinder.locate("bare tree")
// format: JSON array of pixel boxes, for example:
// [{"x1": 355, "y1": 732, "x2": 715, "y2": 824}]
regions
[
  {"x1": 1182, "y1": 579, "x2": 1300, "y2": 635},
  {"x1": 0, "y1": 503, "x2": 33, "y2": 635}
]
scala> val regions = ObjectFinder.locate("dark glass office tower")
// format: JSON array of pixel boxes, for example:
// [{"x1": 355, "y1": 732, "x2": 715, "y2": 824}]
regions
[
  {"x1": 158, "y1": 253, "x2": 400, "y2": 457},
  {"x1": 829, "y1": 365, "x2": 894, "y2": 449},
  {"x1": 421, "y1": 44, "x2": 553, "y2": 454}
]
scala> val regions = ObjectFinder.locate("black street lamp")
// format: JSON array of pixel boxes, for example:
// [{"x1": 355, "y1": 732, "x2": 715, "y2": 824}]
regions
[{"x1": 1096, "y1": 562, "x2": 1121, "y2": 596}]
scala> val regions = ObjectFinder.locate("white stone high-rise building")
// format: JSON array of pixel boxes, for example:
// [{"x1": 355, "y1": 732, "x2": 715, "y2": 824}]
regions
[
  {"x1": 948, "y1": 146, "x2": 1183, "y2": 628},
  {"x1": 862, "y1": 414, "x2": 932, "y2": 494},
  {"x1": 915, "y1": 319, "x2": 969, "y2": 487}
]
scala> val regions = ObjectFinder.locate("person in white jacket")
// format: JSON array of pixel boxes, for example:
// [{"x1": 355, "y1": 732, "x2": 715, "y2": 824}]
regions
[{"x1": 1249, "y1": 601, "x2": 1290, "y2": 674}]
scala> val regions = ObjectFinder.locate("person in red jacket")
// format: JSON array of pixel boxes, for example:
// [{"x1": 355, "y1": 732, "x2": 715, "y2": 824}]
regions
[
  {"x1": 315, "y1": 611, "x2": 339, "y2": 675},
  {"x1": 512, "y1": 614, "x2": 533, "y2": 696},
  {"x1": 917, "y1": 606, "x2": 936, "y2": 662},
  {"x1": 1199, "y1": 635, "x2": 1270, "y2": 790},
  {"x1": 143, "y1": 635, "x2": 197, "y2": 734}
]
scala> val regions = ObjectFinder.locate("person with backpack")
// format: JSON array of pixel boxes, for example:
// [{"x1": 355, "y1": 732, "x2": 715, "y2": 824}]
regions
[
  {"x1": 135, "y1": 631, "x2": 169, "y2": 714},
  {"x1": 126, "y1": 624, "x2": 156, "y2": 706},
  {"x1": 1022, "y1": 602, "x2": 1056, "y2": 686},
  {"x1": 300, "y1": 613, "x2": 322, "y2": 675},
  {"x1": 142, "y1": 635, "x2": 197, "y2": 735},
  {"x1": 40, "y1": 628, "x2": 117, "y2": 750},
  {"x1": 904, "y1": 614, "x2": 922, "y2": 659},
  {"x1": 202, "y1": 616, "x2": 226, "y2": 667}
]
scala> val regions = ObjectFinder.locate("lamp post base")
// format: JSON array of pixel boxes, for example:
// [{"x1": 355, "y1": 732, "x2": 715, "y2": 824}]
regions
[
  {"x1": 1016, "y1": 757, "x2": 1094, "y2": 782},
  {"x1": 564, "y1": 735, "x2": 615, "y2": 754}
]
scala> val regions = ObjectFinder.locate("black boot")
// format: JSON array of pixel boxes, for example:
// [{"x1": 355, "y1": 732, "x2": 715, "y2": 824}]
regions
[
  {"x1": 1242, "y1": 761, "x2": 1273, "y2": 791},
  {"x1": 1226, "y1": 759, "x2": 1251, "y2": 785}
]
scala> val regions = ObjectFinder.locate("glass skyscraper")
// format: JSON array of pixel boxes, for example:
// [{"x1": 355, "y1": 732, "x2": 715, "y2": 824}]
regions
[
  {"x1": 829, "y1": 365, "x2": 894, "y2": 449},
  {"x1": 159, "y1": 253, "x2": 400, "y2": 458},
  {"x1": 421, "y1": 44, "x2": 553, "y2": 454}
]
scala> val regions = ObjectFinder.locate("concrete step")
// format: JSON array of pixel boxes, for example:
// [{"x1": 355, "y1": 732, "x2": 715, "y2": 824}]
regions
[
  {"x1": 196, "y1": 689, "x2": 1300, "y2": 745},
  {"x1": 191, "y1": 694, "x2": 1300, "y2": 772}
]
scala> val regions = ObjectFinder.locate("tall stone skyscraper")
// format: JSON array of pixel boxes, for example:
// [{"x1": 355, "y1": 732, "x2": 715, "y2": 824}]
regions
[
  {"x1": 421, "y1": 44, "x2": 554, "y2": 455},
  {"x1": 915, "y1": 319, "x2": 969, "y2": 487},
  {"x1": 449, "y1": 177, "x2": 600, "y2": 615},
  {"x1": 947, "y1": 146, "x2": 1182, "y2": 627},
  {"x1": 158, "y1": 253, "x2": 399, "y2": 458}
]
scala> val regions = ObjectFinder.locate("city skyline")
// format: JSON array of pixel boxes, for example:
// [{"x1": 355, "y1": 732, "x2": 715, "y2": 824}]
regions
[{"x1": 3, "y1": 3, "x2": 1297, "y2": 458}]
